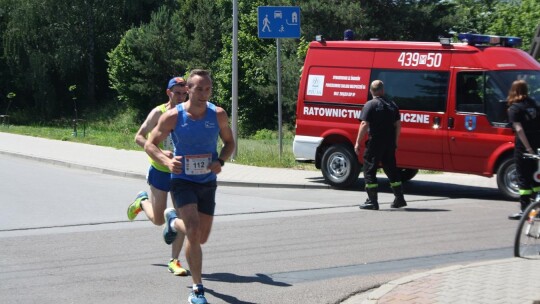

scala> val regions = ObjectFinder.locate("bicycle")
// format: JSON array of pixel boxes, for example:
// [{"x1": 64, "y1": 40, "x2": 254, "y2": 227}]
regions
[{"x1": 513, "y1": 149, "x2": 540, "y2": 258}]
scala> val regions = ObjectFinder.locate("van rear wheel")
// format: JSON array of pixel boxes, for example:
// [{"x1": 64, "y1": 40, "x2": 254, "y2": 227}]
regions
[
  {"x1": 321, "y1": 144, "x2": 360, "y2": 188},
  {"x1": 496, "y1": 157, "x2": 520, "y2": 200}
]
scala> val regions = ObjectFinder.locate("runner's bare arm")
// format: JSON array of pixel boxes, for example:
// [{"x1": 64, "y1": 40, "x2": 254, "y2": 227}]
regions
[
  {"x1": 144, "y1": 109, "x2": 182, "y2": 173},
  {"x1": 217, "y1": 107, "x2": 235, "y2": 161},
  {"x1": 208, "y1": 107, "x2": 235, "y2": 174},
  {"x1": 134, "y1": 108, "x2": 161, "y2": 148}
]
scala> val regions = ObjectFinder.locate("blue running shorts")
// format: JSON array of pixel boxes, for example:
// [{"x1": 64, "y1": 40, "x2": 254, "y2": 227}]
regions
[{"x1": 146, "y1": 166, "x2": 171, "y2": 192}]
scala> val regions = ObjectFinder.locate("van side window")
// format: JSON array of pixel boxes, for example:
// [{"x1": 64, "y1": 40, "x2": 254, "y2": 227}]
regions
[
  {"x1": 370, "y1": 69, "x2": 448, "y2": 112},
  {"x1": 456, "y1": 72, "x2": 509, "y2": 125},
  {"x1": 456, "y1": 72, "x2": 484, "y2": 113},
  {"x1": 484, "y1": 74, "x2": 508, "y2": 124}
]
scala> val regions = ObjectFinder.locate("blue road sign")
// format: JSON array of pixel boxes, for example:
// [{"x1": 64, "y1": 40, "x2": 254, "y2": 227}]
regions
[{"x1": 258, "y1": 6, "x2": 300, "y2": 39}]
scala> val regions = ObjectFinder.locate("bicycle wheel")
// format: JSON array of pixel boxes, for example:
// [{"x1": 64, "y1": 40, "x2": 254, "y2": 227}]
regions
[{"x1": 514, "y1": 201, "x2": 540, "y2": 258}]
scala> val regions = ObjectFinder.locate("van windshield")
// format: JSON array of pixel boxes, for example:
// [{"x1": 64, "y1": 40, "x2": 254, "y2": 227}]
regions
[{"x1": 489, "y1": 70, "x2": 540, "y2": 105}]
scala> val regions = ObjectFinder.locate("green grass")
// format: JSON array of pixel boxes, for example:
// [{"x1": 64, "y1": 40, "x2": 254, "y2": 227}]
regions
[
  {"x1": 0, "y1": 123, "x2": 316, "y2": 170},
  {"x1": 233, "y1": 138, "x2": 313, "y2": 169}
]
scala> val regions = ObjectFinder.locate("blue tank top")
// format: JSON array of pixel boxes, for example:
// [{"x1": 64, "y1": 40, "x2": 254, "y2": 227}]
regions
[{"x1": 171, "y1": 102, "x2": 220, "y2": 183}]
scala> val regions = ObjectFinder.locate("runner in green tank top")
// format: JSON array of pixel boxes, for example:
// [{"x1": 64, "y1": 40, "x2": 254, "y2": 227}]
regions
[{"x1": 127, "y1": 77, "x2": 189, "y2": 275}]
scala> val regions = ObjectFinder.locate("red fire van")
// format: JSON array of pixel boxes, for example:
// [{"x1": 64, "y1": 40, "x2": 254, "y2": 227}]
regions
[{"x1": 293, "y1": 34, "x2": 540, "y2": 199}]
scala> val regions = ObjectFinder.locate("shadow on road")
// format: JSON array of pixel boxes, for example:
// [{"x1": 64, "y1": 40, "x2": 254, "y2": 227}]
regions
[
  {"x1": 309, "y1": 176, "x2": 510, "y2": 202},
  {"x1": 380, "y1": 207, "x2": 450, "y2": 212},
  {"x1": 203, "y1": 272, "x2": 291, "y2": 287},
  {"x1": 200, "y1": 272, "x2": 291, "y2": 303},
  {"x1": 203, "y1": 287, "x2": 257, "y2": 304}
]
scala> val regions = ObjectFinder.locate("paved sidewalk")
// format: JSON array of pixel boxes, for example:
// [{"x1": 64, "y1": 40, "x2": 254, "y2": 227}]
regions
[
  {"x1": 344, "y1": 258, "x2": 540, "y2": 304},
  {"x1": 1, "y1": 131, "x2": 540, "y2": 304},
  {"x1": 0, "y1": 131, "x2": 327, "y2": 189}
]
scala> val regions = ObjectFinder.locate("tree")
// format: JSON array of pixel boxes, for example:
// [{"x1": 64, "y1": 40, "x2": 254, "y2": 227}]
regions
[
  {"x1": 358, "y1": 0, "x2": 460, "y2": 41},
  {"x1": 0, "y1": 0, "x2": 17, "y2": 114},
  {"x1": 448, "y1": 0, "x2": 498, "y2": 35},
  {"x1": 300, "y1": 0, "x2": 364, "y2": 41},
  {"x1": 108, "y1": 1, "x2": 232, "y2": 118},
  {"x1": 108, "y1": 6, "x2": 187, "y2": 117},
  {"x1": 2, "y1": 0, "x2": 170, "y2": 121},
  {"x1": 488, "y1": 0, "x2": 540, "y2": 53},
  {"x1": 174, "y1": 0, "x2": 231, "y2": 71}
]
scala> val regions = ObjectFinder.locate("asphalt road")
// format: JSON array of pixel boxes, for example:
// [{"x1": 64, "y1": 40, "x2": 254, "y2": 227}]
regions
[{"x1": 0, "y1": 154, "x2": 521, "y2": 304}]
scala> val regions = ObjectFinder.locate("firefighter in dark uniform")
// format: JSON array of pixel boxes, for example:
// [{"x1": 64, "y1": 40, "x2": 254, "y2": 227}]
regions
[
  {"x1": 507, "y1": 79, "x2": 540, "y2": 220},
  {"x1": 354, "y1": 80, "x2": 406, "y2": 210}
]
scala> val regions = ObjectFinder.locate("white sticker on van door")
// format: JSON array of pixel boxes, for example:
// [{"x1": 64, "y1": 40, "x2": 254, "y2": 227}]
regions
[{"x1": 306, "y1": 75, "x2": 325, "y2": 96}]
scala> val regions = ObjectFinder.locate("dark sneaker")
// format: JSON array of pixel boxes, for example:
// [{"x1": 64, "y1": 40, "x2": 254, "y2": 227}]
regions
[
  {"x1": 188, "y1": 284, "x2": 207, "y2": 304},
  {"x1": 163, "y1": 208, "x2": 178, "y2": 245},
  {"x1": 508, "y1": 211, "x2": 523, "y2": 220},
  {"x1": 391, "y1": 197, "x2": 407, "y2": 208},
  {"x1": 359, "y1": 201, "x2": 379, "y2": 210}
]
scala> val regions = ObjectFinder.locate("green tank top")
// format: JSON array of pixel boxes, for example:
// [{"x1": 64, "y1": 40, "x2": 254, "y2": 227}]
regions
[{"x1": 148, "y1": 104, "x2": 173, "y2": 173}]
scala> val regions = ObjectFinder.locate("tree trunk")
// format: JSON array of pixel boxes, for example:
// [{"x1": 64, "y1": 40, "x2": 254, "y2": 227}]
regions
[{"x1": 86, "y1": 0, "x2": 96, "y2": 109}]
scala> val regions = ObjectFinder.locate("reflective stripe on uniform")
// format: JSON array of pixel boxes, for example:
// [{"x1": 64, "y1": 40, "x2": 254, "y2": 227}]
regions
[{"x1": 519, "y1": 189, "x2": 533, "y2": 195}]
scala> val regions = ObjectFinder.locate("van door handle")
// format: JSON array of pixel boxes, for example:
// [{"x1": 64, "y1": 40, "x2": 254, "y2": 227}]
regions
[{"x1": 448, "y1": 117, "x2": 454, "y2": 129}]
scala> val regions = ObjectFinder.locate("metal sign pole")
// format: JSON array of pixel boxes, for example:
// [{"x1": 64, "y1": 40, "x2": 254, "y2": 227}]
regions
[
  {"x1": 276, "y1": 38, "x2": 283, "y2": 160},
  {"x1": 231, "y1": 0, "x2": 239, "y2": 159}
]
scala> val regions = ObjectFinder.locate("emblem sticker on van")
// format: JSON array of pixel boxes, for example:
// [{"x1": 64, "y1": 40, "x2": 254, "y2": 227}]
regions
[
  {"x1": 465, "y1": 115, "x2": 477, "y2": 131},
  {"x1": 306, "y1": 75, "x2": 325, "y2": 96}
]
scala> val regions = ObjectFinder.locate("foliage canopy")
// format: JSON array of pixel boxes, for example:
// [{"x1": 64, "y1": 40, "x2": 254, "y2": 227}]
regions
[{"x1": 1, "y1": 0, "x2": 539, "y2": 134}]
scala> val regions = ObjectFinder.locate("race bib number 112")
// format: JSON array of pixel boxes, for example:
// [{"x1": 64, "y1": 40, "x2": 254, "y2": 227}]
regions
[{"x1": 184, "y1": 154, "x2": 212, "y2": 175}]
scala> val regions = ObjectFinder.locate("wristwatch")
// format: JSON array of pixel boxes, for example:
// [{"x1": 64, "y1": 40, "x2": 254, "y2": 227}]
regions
[{"x1": 217, "y1": 158, "x2": 225, "y2": 166}]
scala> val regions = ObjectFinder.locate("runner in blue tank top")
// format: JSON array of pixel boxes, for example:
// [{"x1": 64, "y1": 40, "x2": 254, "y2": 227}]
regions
[{"x1": 145, "y1": 69, "x2": 235, "y2": 304}]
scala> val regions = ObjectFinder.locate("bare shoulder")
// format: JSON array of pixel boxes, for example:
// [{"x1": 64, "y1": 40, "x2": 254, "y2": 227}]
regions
[
  {"x1": 146, "y1": 107, "x2": 164, "y2": 124},
  {"x1": 158, "y1": 107, "x2": 179, "y2": 127},
  {"x1": 215, "y1": 106, "x2": 229, "y2": 118}
]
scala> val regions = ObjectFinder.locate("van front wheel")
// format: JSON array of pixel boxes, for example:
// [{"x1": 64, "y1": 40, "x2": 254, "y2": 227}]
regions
[
  {"x1": 496, "y1": 157, "x2": 520, "y2": 200},
  {"x1": 321, "y1": 144, "x2": 360, "y2": 188}
]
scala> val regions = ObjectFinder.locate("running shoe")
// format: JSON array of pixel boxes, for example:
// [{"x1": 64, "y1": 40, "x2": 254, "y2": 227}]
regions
[
  {"x1": 163, "y1": 208, "x2": 178, "y2": 245},
  {"x1": 168, "y1": 258, "x2": 188, "y2": 276},
  {"x1": 127, "y1": 191, "x2": 148, "y2": 221},
  {"x1": 188, "y1": 284, "x2": 207, "y2": 304}
]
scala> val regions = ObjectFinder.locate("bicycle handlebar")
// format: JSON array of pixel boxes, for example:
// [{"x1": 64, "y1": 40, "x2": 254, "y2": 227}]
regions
[{"x1": 523, "y1": 153, "x2": 540, "y2": 160}]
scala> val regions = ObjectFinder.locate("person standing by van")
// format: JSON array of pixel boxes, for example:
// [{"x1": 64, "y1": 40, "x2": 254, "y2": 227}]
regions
[
  {"x1": 507, "y1": 79, "x2": 540, "y2": 220},
  {"x1": 354, "y1": 80, "x2": 407, "y2": 210}
]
